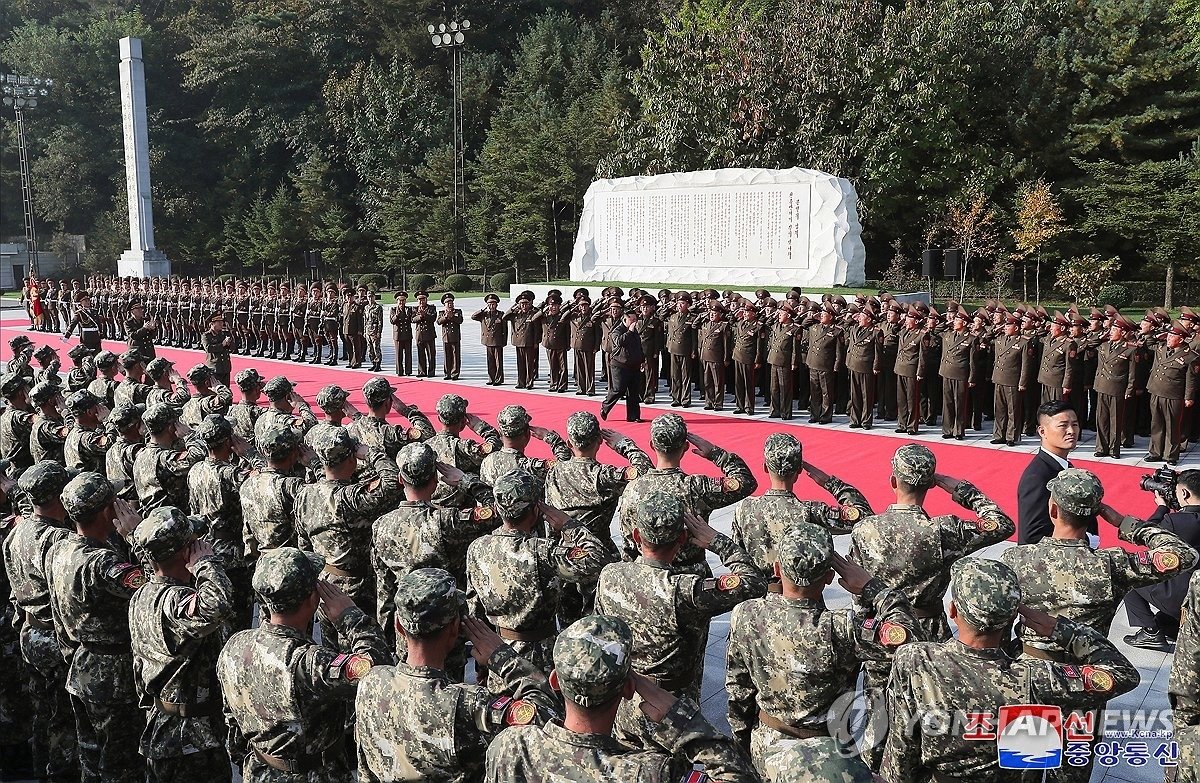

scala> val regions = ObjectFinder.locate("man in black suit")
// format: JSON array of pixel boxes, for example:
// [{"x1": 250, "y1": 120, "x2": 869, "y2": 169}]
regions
[
  {"x1": 1017, "y1": 400, "x2": 1088, "y2": 544},
  {"x1": 600, "y1": 310, "x2": 645, "y2": 423},
  {"x1": 1122, "y1": 469, "x2": 1200, "y2": 649}
]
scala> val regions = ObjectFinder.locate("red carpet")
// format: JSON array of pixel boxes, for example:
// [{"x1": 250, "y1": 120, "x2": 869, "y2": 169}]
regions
[{"x1": 2, "y1": 329, "x2": 1158, "y2": 548}]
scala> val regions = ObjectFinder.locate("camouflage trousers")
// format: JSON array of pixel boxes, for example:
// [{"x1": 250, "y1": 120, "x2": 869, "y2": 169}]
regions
[
  {"x1": 242, "y1": 744, "x2": 352, "y2": 783},
  {"x1": 0, "y1": 629, "x2": 30, "y2": 746},
  {"x1": 752, "y1": 731, "x2": 871, "y2": 783},
  {"x1": 20, "y1": 627, "x2": 79, "y2": 782},
  {"x1": 69, "y1": 694, "x2": 145, "y2": 783},
  {"x1": 1175, "y1": 725, "x2": 1197, "y2": 783},
  {"x1": 147, "y1": 749, "x2": 231, "y2": 783}
]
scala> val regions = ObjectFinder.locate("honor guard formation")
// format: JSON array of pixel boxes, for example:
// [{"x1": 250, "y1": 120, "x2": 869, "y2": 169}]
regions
[{"x1": 2, "y1": 276, "x2": 1200, "y2": 783}]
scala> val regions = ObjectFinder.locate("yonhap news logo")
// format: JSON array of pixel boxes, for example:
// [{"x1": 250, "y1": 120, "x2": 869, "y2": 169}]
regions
[{"x1": 996, "y1": 705, "x2": 1063, "y2": 770}]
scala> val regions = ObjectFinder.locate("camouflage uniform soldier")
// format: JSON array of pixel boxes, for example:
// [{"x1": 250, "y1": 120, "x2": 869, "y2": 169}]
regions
[
  {"x1": 63, "y1": 389, "x2": 111, "y2": 473},
  {"x1": 145, "y1": 357, "x2": 192, "y2": 411},
  {"x1": 483, "y1": 614, "x2": 760, "y2": 783},
  {"x1": 128, "y1": 508, "x2": 234, "y2": 783},
  {"x1": 426, "y1": 394, "x2": 501, "y2": 509},
  {"x1": 1168, "y1": 572, "x2": 1200, "y2": 783},
  {"x1": 229, "y1": 368, "x2": 266, "y2": 442},
  {"x1": 87, "y1": 350, "x2": 121, "y2": 408},
  {"x1": 596, "y1": 491, "x2": 764, "y2": 748},
  {"x1": 135, "y1": 403, "x2": 204, "y2": 514},
  {"x1": 182, "y1": 364, "x2": 234, "y2": 426},
  {"x1": 241, "y1": 424, "x2": 308, "y2": 557},
  {"x1": 112, "y1": 350, "x2": 152, "y2": 407},
  {"x1": 31, "y1": 344, "x2": 62, "y2": 387},
  {"x1": 28, "y1": 381, "x2": 69, "y2": 463},
  {"x1": 0, "y1": 373, "x2": 36, "y2": 473},
  {"x1": 374, "y1": 443, "x2": 494, "y2": 658},
  {"x1": 2, "y1": 463, "x2": 79, "y2": 783},
  {"x1": 466, "y1": 469, "x2": 609, "y2": 688},
  {"x1": 618, "y1": 413, "x2": 756, "y2": 576},
  {"x1": 217, "y1": 548, "x2": 391, "y2": 783},
  {"x1": 363, "y1": 289, "x2": 384, "y2": 373},
  {"x1": 105, "y1": 403, "x2": 145, "y2": 503},
  {"x1": 479, "y1": 405, "x2": 571, "y2": 486},
  {"x1": 66, "y1": 343, "x2": 96, "y2": 392},
  {"x1": 46, "y1": 472, "x2": 147, "y2": 783},
  {"x1": 880, "y1": 559, "x2": 1139, "y2": 782},
  {"x1": 295, "y1": 426, "x2": 401, "y2": 645},
  {"x1": 253, "y1": 377, "x2": 318, "y2": 445},
  {"x1": 6, "y1": 335, "x2": 34, "y2": 377},
  {"x1": 726, "y1": 523, "x2": 919, "y2": 778},
  {"x1": 356, "y1": 568, "x2": 559, "y2": 783},
  {"x1": 347, "y1": 377, "x2": 435, "y2": 459},
  {"x1": 732, "y1": 432, "x2": 872, "y2": 579}
]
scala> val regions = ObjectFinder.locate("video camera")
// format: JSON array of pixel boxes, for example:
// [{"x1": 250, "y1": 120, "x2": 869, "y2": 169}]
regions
[{"x1": 1140, "y1": 466, "x2": 1179, "y2": 510}]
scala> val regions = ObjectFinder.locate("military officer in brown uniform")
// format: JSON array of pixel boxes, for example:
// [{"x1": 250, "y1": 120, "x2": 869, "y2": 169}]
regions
[
  {"x1": 413, "y1": 291, "x2": 438, "y2": 377},
  {"x1": 893, "y1": 306, "x2": 926, "y2": 435},
  {"x1": 939, "y1": 308, "x2": 976, "y2": 440},
  {"x1": 1093, "y1": 315, "x2": 1138, "y2": 458},
  {"x1": 1038, "y1": 311, "x2": 1080, "y2": 405},
  {"x1": 389, "y1": 291, "x2": 413, "y2": 376},
  {"x1": 732, "y1": 303, "x2": 765, "y2": 415},
  {"x1": 568, "y1": 297, "x2": 599, "y2": 395},
  {"x1": 804, "y1": 305, "x2": 844, "y2": 424},
  {"x1": 990, "y1": 312, "x2": 1034, "y2": 446},
  {"x1": 437, "y1": 293, "x2": 464, "y2": 380},
  {"x1": 697, "y1": 302, "x2": 732, "y2": 411},
  {"x1": 845, "y1": 306, "x2": 882, "y2": 429},
  {"x1": 532, "y1": 295, "x2": 571, "y2": 392},
  {"x1": 506, "y1": 294, "x2": 540, "y2": 389},
  {"x1": 765, "y1": 305, "x2": 802, "y2": 419},
  {"x1": 666, "y1": 294, "x2": 697, "y2": 407},
  {"x1": 636, "y1": 296, "x2": 665, "y2": 404},
  {"x1": 876, "y1": 301, "x2": 903, "y2": 421},
  {"x1": 1147, "y1": 321, "x2": 1198, "y2": 465},
  {"x1": 473, "y1": 293, "x2": 508, "y2": 385}
]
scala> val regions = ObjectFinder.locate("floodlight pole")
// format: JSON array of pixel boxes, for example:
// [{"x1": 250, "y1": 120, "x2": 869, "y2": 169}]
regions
[
  {"x1": 3, "y1": 73, "x2": 53, "y2": 280},
  {"x1": 429, "y1": 18, "x2": 470, "y2": 275}
]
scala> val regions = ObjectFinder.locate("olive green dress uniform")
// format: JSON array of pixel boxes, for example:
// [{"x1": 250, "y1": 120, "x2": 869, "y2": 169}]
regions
[
  {"x1": 363, "y1": 295, "x2": 384, "y2": 373},
  {"x1": 665, "y1": 307, "x2": 697, "y2": 407},
  {"x1": 697, "y1": 315, "x2": 732, "y2": 410},
  {"x1": 893, "y1": 319, "x2": 926, "y2": 434},
  {"x1": 732, "y1": 316, "x2": 765, "y2": 415},
  {"x1": 765, "y1": 320, "x2": 802, "y2": 419},
  {"x1": 1093, "y1": 333, "x2": 1138, "y2": 457},
  {"x1": 473, "y1": 301, "x2": 508, "y2": 385},
  {"x1": 506, "y1": 303, "x2": 540, "y2": 389},
  {"x1": 568, "y1": 303, "x2": 599, "y2": 395},
  {"x1": 990, "y1": 330, "x2": 1034, "y2": 445},
  {"x1": 530, "y1": 307, "x2": 571, "y2": 392},
  {"x1": 390, "y1": 300, "x2": 413, "y2": 375},
  {"x1": 876, "y1": 313, "x2": 903, "y2": 420},
  {"x1": 437, "y1": 299, "x2": 464, "y2": 380},
  {"x1": 125, "y1": 314, "x2": 157, "y2": 361},
  {"x1": 1147, "y1": 337, "x2": 1198, "y2": 463},
  {"x1": 201, "y1": 324, "x2": 234, "y2": 387},
  {"x1": 413, "y1": 299, "x2": 438, "y2": 377},
  {"x1": 845, "y1": 321, "x2": 882, "y2": 428},
  {"x1": 637, "y1": 309, "x2": 665, "y2": 404},
  {"x1": 804, "y1": 321, "x2": 844, "y2": 424},
  {"x1": 342, "y1": 295, "x2": 365, "y2": 368},
  {"x1": 938, "y1": 325, "x2": 977, "y2": 438},
  {"x1": 1039, "y1": 332, "x2": 1080, "y2": 404}
]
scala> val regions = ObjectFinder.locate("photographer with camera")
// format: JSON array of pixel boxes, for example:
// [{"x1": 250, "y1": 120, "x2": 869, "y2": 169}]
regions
[{"x1": 1122, "y1": 468, "x2": 1200, "y2": 650}]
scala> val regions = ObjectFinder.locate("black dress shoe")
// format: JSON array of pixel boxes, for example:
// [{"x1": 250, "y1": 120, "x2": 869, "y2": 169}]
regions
[
  {"x1": 849, "y1": 423, "x2": 861, "y2": 429},
  {"x1": 1123, "y1": 628, "x2": 1171, "y2": 651},
  {"x1": 990, "y1": 438, "x2": 1005, "y2": 445},
  {"x1": 1094, "y1": 451, "x2": 1109, "y2": 458},
  {"x1": 1006, "y1": 441, "x2": 1017, "y2": 447},
  {"x1": 955, "y1": 435, "x2": 966, "y2": 440},
  {"x1": 894, "y1": 428, "x2": 906, "y2": 433},
  {"x1": 863, "y1": 425, "x2": 872, "y2": 430},
  {"x1": 1168, "y1": 458, "x2": 1179, "y2": 466},
  {"x1": 599, "y1": 407, "x2": 610, "y2": 421},
  {"x1": 732, "y1": 409, "x2": 745, "y2": 415},
  {"x1": 671, "y1": 402, "x2": 681, "y2": 407},
  {"x1": 1146, "y1": 455, "x2": 1164, "y2": 462},
  {"x1": 941, "y1": 434, "x2": 953, "y2": 439}
]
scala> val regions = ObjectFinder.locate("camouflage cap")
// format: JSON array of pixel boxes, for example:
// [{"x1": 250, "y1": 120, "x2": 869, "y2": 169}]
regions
[
  {"x1": 253, "y1": 547, "x2": 325, "y2": 613},
  {"x1": 8, "y1": 335, "x2": 32, "y2": 351},
  {"x1": 311, "y1": 425, "x2": 356, "y2": 465},
  {"x1": 951, "y1": 558, "x2": 1021, "y2": 633},
  {"x1": 29, "y1": 380, "x2": 61, "y2": 406},
  {"x1": 262, "y1": 377, "x2": 294, "y2": 401},
  {"x1": 396, "y1": 442, "x2": 437, "y2": 486},
  {"x1": 93, "y1": 350, "x2": 118, "y2": 369},
  {"x1": 133, "y1": 506, "x2": 197, "y2": 562},
  {"x1": 394, "y1": 567, "x2": 465, "y2": 635},
  {"x1": 892, "y1": 443, "x2": 936, "y2": 488},
  {"x1": 234, "y1": 368, "x2": 264, "y2": 390},
  {"x1": 108, "y1": 402, "x2": 145, "y2": 431},
  {"x1": 61, "y1": 471, "x2": 116, "y2": 519},
  {"x1": 763, "y1": 433, "x2": 804, "y2": 476},
  {"x1": 315, "y1": 384, "x2": 349, "y2": 413},
  {"x1": 65, "y1": 388, "x2": 101, "y2": 413},
  {"x1": 1047, "y1": 467, "x2": 1104, "y2": 518},
  {"x1": 566, "y1": 411, "x2": 601, "y2": 448},
  {"x1": 435, "y1": 393, "x2": 468, "y2": 425},
  {"x1": 496, "y1": 404, "x2": 532, "y2": 437},
  {"x1": 34, "y1": 344, "x2": 56, "y2": 361},
  {"x1": 0, "y1": 372, "x2": 30, "y2": 397},
  {"x1": 186, "y1": 364, "x2": 214, "y2": 383},
  {"x1": 363, "y1": 377, "x2": 396, "y2": 405},
  {"x1": 634, "y1": 491, "x2": 685, "y2": 545},
  {"x1": 492, "y1": 468, "x2": 542, "y2": 519},
  {"x1": 119, "y1": 350, "x2": 146, "y2": 369},
  {"x1": 143, "y1": 402, "x2": 179, "y2": 434},
  {"x1": 17, "y1": 461, "x2": 76, "y2": 505},
  {"x1": 777, "y1": 522, "x2": 834, "y2": 585},
  {"x1": 67, "y1": 344, "x2": 94, "y2": 361},
  {"x1": 649, "y1": 413, "x2": 688, "y2": 452},
  {"x1": 259, "y1": 422, "x2": 301, "y2": 459},
  {"x1": 145, "y1": 357, "x2": 175, "y2": 380},
  {"x1": 194, "y1": 414, "x2": 234, "y2": 445},
  {"x1": 553, "y1": 615, "x2": 633, "y2": 707}
]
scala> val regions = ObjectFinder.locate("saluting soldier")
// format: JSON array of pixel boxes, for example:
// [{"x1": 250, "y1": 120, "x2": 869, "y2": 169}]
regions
[
  {"x1": 730, "y1": 302, "x2": 764, "y2": 415},
  {"x1": 804, "y1": 304, "x2": 844, "y2": 425},
  {"x1": 894, "y1": 306, "x2": 926, "y2": 434},
  {"x1": 363, "y1": 288, "x2": 384, "y2": 373},
  {"x1": 125, "y1": 299, "x2": 158, "y2": 361},
  {"x1": 665, "y1": 293, "x2": 697, "y2": 407},
  {"x1": 938, "y1": 308, "x2": 976, "y2": 439},
  {"x1": 201, "y1": 312, "x2": 234, "y2": 387},
  {"x1": 473, "y1": 293, "x2": 508, "y2": 385},
  {"x1": 1093, "y1": 315, "x2": 1138, "y2": 458},
  {"x1": 390, "y1": 290, "x2": 413, "y2": 376},
  {"x1": 568, "y1": 296, "x2": 599, "y2": 395},
  {"x1": 425, "y1": 394, "x2": 501, "y2": 509},
  {"x1": 696, "y1": 301, "x2": 732, "y2": 411},
  {"x1": 875, "y1": 301, "x2": 904, "y2": 421},
  {"x1": 1039, "y1": 310, "x2": 1080, "y2": 404},
  {"x1": 532, "y1": 295, "x2": 571, "y2": 392},
  {"x1": 1147, "y1": 321, "x2": 1198, "y2": 464},
  {"x1": 844, "y1": 305, "x2": 882, "y2": 429},
  {"x1": 990, "y1": 312, "x2": 1034, "y2": 446},
  {"x1": 506, "y1": 294, "x2": 540, "y2": 389},
  {"x1": 437, "y1": 293, "x2": 464, "y2": 380}
]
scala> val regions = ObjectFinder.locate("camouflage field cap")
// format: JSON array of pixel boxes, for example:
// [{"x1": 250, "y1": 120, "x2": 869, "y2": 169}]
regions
[
  {"x1": 951, "y1": 558, "x2": 1021, "y2": 632},
  {"x1": 8, "y1": 335, "x2": 31, "y2": 351},
  {"x1": 143, "y1": 402, "x2": 179, "y2": 434},
  {"x1": 67, "y1": 344, "x2": 93, "y2": 361},
  {"x1": 194, "y1": 414, "x2": 234, "y2": 445},
  {"x1": 492, "y1": 468, "x2": 542, "y2": 519},
  {"x1": 145, "y1": 357, "x2": 174, "y2": 380},
  {"x1": 186, "y1": 364, "x2": 214, "y2": 383},
  {"x1": 311, "y1": 425, "x2": 355, "y2": 465},
  {"x1": 34, "y1": 344, "x2": 56, "y2": 361},
  {"x1": 234, "y1": 368, "x2": 264, "y2": 390},
  {"x1": 253, "y1": 547, "x2": 325, "y2": 612},
  {"x1": 363, "y1": 377, "x2": 396, "y2": 405},
  {"x1": 62, "y1": 471, "x2": 116, "y2": 519},
  {"x1": 93, "y1": 350, "x2": 118, "y2": 369},
  {"x1": 65, "y1": 388, "x2": 102, "y2": 413},
  {"x1": 259, "y1": 422, "x2": 301, "y2": 459},
  {"x1": 777, "y1": 522, "x2": 834, "y2": 585},
  {"x1": 763, "y1": 432, "x2": 804, "y2": 476},
  {"x1": 119, "y1": 350, "x2": 146, "y2": 369},
  {"x1": 892, "y1": 443, "x2": 936, "y2": 488},
  {"x1": 17, "y1": 461, "x2": 75, "y2": 505},
  {"x1": 133, "y1": 506, "x2": 196, "y2": 562},
  {"x1": 394, "y1": 567, "x2": 465, "y2": 635},
  {"x1": 262, "y1": 377, "x2": 294, "y2": 401},
  {"x1": 29, "y1": 381, "x2": 60, "y2": 406},
  {"x1": 108, "y1": 403, "x2": 145, "y2": 431},
  {"x1": 496, "y1": 405, "x2": 531, "y2": 437},
  {"x1": 435, "y1": 393, "x2": 468, "y2": 425},
  {"x1": 315, "y1": 384, "x2": 350, "y2": 413},
  {"x1": 634, "y1": 491, "x2": 685, "y2": 545},
  {"x1": 0, "y1": 373, "x2": 30, "y2": 397},
  {"x1": 649, "y1": 413, "x2": 688, "y2": 452},
  {"x1": 553, "y1": 615, "x2": 634, "y2": 707},
  {"x1": 397, "y1": 442, "x2": 437, "y2": 486},
  {"x1": 566, "y1": 411, "x2": 601, "y2": 447},
  {"x1": 1047, "y1": 467, "x2": 1104, "y2": 518}
]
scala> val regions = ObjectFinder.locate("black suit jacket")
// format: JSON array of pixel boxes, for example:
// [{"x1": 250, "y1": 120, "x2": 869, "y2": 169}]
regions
[
  {"x1": 610, "y1": 323, "x2": 644, "y2": 367},
  {"x1": 1017, "y1": 449, "x2": 1097, "y2": 544},
  {"x1": 1139, "y1": 505, "x2": 1200, "y2": 615}
]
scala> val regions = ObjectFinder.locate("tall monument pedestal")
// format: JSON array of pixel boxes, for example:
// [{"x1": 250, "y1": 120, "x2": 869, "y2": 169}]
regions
[{"x1": 119, "y1": 249, "x2": 170, "y2": 278}]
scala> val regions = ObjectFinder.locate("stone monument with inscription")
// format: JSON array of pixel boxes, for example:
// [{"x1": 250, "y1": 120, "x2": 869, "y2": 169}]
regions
[
  {"x1": 570, "y1": 167, "x2": 864, "y2": 287},
  {"x1": 117, "y1": 36, "x2": 170, "y2": 278}
]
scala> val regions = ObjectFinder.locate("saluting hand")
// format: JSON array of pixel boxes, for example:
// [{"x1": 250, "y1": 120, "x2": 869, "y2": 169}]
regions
[
  {"x1": 831, "y1": 552, "x2": 872, "y2": 595},
  {"x1": 462, "y1": 617, "x2": 504, "y2": 665},
  {"x1": 686, "y1": 433, "x2": 718, "y2": 459},
  {"x1": 316, "y1": 581, "x2": 355, "y2": 625},
  {"x1": 436, "y1": 462, "x2": 465, "y2": 485}
]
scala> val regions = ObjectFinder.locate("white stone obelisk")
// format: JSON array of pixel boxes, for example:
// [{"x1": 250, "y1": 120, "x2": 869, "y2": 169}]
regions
[{"x1": 118, "y1": 36, "x2": 170, "y2": 277}]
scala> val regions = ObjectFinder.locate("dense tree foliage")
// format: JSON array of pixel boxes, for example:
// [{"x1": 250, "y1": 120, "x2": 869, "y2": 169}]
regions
[{"x1": 1, "y1": 0, "x2": 1196, "y2": 290}]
